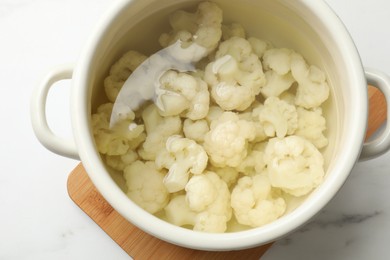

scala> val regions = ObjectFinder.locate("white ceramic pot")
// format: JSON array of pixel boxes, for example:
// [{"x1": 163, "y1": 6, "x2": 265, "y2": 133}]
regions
[{"x1": 31, "y1": 0, "x2": 390, "y2": 251}]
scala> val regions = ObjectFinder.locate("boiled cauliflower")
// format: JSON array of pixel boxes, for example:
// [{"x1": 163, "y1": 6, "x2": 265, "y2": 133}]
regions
[
  {"x1": 235, "y1": 142, "x2": 267, "y2": 176},
  {"x1": 203, "y1": 112, "x2": 256, "y2": 167},
  {"x1": 222, "y1": 23, "x2": 246, "y2": 40},
  {"x1": 157, "y1": 136, "x2": 208, "y2": 193},
  {"x1": 159, "y1": 1, "x2": 223, "y2": 54},
  {"x1": 183, "y1": 119, "x2": 209, "y2": 143},
  {"x1": 91, "y1": 102, "x2": 145, "y2": 156},
  {"x1": 104, "y1": 50, "x2": 147, "y2": 102},
  {"x1": 261, "y1": 48, "x2": 296, "y2": 98},
  {"x1": 264, "y1": 135, "x2": 325, "y2": 196},
  {"x1": 165, "y1": 171, "x2": 231, "y2": 233},
  {"x1": 105, "y1": 150, "x2": 138, "y2": 171},
  {"x1": 124, "y1": 161, "x2": 169, "y2": 214},
  {"x1": 231, "y1": 174, "x2": 286, "y2": 227},
  {"x1": 210, "y1": 166, "x2": 239, "y2": 188},
  {"x1": 204, "y1": 37, "x2": 266, "y2": 111},
  {"x1": 257, "y1": 96, "x2": 298, "y2": 138},
  {"x1": 295, "y1": 107, "x2": 328, "y2": 149},
  {"x1": 138, "y1": 104, "x2": 182, "y2": 160},
  {"x1": 290, "y1": 53, "x2": 330, "y2": 108},
  {"x1": 248, "y1": 37, "x2": 271, "y2": 58},
  {"x1": 156, "y1": 70, "x2": 210, "y2": 120}
]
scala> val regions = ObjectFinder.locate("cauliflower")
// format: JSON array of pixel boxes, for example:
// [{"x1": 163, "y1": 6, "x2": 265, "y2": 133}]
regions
[
  {"x1": 105, "y1": 150, "x2": 138, "y2": 171},
  {"x1": 159, "y1": 2, "x2": 223, "y2": 54},
  {"x1": 248, "y1": 37, "x2": 271, "y2": 58},
  {"x1": 231, "y1": 174, "x2": 286, "y2": 227},
  {"x1": 183, "y1": 118, "x2": 209, "y2": 143},
  {"x1": 165, "y1": 171, "x2": 232, "y2": 233},
  {"x1": 203, "y1": 112, "x2": 256, "y2": 167},
  {"x1": 138, "y1": 104, "x2": 182, "y2": 161},
  {"x1": 104, "y1": 50, "x2": 147, "y2": 102},
  {"x1": 235, "y1": 142, "x2": 267, "y2": 176},
  {"x1": 222, "y1": 23, "x2": 246, "y2": 40},
  {"x1": 204, "y1": 37, "x2": 266, "y2": 111},
  {"x1": 264, "y1": 135, "x2": 325, "y2": 196},
  {"x1": 241, "y1": 103, "x2": 267, "y2": 142},
  {"x1": 91, "y1": 103, "x2": 145, "y2": 156},
  {"x1": 295, "y1": 107, "x2": 328, "y2": 149},
  {"x1": 157, "y1": 136, "x2": 208, "y2": 193},
  {"x1": 260, "y1": 48, "x2": 296, "y2": 98},
  {"x1": 257, "y1": 96, "x2": 298, "y2": 138},
  {"x1": 156, "y1": 70, "x2": 210, "y2": 120},
  {"x1": 290, "y1": 53, "x2": 330, "y2": 108},
  {"x1": 124, "y1": 161, "x2": 169, "y2": 214},
  {"x1": 210, "y1": 166, "x2": 239, "y2": 188}
]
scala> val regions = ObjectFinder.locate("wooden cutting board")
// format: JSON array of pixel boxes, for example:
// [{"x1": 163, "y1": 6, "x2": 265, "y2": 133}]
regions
[{"x1": 67, "y1": 85, "x2": 386, "y2": 260}]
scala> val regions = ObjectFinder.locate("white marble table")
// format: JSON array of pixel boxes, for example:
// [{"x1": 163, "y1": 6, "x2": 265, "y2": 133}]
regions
[{"x1": 1, "y1": 0, "x2": 389, "y2": 259}]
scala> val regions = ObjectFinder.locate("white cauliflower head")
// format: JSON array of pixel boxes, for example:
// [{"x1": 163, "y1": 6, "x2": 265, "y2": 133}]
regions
[
  {"x1": 164, "y1": 171, "x2": 232, "y2": 233},
  {"x1": 257, "y1": 96, "x2": 298, "y2": 138},
  {"x1": 104, "y1": 50, "x2": 147, "y2": 102},
  {"x1": 138, "y1": 104, "x2": 182, "y2": 161},
  {"x1": 124, "y1": 161, "x2": 169, "y2": 214},
  {"x1": 296, "y1": 107, "x2": 328, "y2": 149},
  {"x1": 235, "y1": 142, "x2": 267, "y2": 176},
  {"x1": 91, "y1": 102, "x2": 145, "y2": 156},
  {"x1": 204, "y1": 37, "x2": 266, "y2": 111},
  {"x1": 105, "y1": 150, "x2": 138, "y2": 171},
  {"x1": 248, "y1": 37, "x2": 272, "y2": 59},
  {"x1": 261, "y1": 48, "x2": 296, "y2": 98},
  {"x1": 156, "y1": 70, "x2": 210, "y2": 120},
  {"x1": 183, "y1": 118, "x2": 209, "y2": 143},
  {"x1": 231, "y1": 174, "x2": 286, "y2": 228},
  {"x1": 203, "y1": 112, "x2": 256, "y2": 167},
  {"x1": 158, "y1": 136, "x2": 208, "y2": 193},
  {"x1": 159, "y1": 1, "x2": 223, "y2": 54},
  {"x1": 210, "y1": 166, "x2": 239, "y2": 188},
  {"x1": 264, "y1": 135, "x2": 325, "y2": 196},
  {"x1": 187, "y1": 171, "x2": 232, "y2": 232},
  {"x1": 290, "y1": 53, "x2": 330, "y2": 108}
]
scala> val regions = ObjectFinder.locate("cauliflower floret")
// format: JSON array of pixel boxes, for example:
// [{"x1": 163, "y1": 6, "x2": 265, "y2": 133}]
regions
[
  {"x1": 183, "y1": 118, "x2": 209, "y2": 143},
  {"x1": 164, "y1": 171, "x2": 231, "y2": 233},
  {"x1": 295, "y1": 107, "x2": 328, "y2": 149},
  {"x1": 186, "y1": 171, "x2": 232, "y2": 232},
  {"x1": 157, "y1": 136, "x2": 208, "y2": 193},
  {"x1": 261, "y1": 48, "x2": 296, "y2": 98},
  {"x1": 204, "y1": 37, "x2": 266, "y2": 111},
  {"x1": 257, "y1": 96, "x2": 298, "y2": 138},
  {"x1": 203, "y1": 112, "x2": 256, "y2": 167},
  {"x1": 231, "y1": 174, "x2": 286, "y2": 227},
  {"x1": 159, "y1": 2, "x2": 223, "y2": 54},
  {"x1": 164, "y1": 195, "x2": 197, "y2": 227},
  {"x1": 248, "y1": 37, "x2": 272, "y2": 59},
  {"x1": 222, "y1": 23, "x2": 246, "y2": 40},
  {"x1": 156, "y1": 70, "x2": 210, "y2": 120},
  {"x1": 105, "y1": 150, "x2": 138, "y2": 171},
  {"x1": 235, "y1": 142, "x2": 267, "y2": 176},
  {"x1": 104, "y1": 51, "x2": 147, "y2": 102},
  {"x1": 290, "y1": 53, "x2": 330, "y2": 108},
  {"x1": 210, "y1": 166, "x2": 239, "y2": 188},
  {"x1": 91, "y1": 103, "x2": 145, "y2": 156},
  {"x1": 205, "y1": 105, "x2": 224, "y2": 124},
  {"x1": 264, "y1": 135, "x2": 325, "y2": 196},
  {"x1": 138, "y1": 104, "x2": 182, "y2": 160},
  {"x1": 241, "y1": 103, "x2": 267, "y2": 142},
  {"x1": 124, "y1": 161, "x2": 169, "y2": 214}
]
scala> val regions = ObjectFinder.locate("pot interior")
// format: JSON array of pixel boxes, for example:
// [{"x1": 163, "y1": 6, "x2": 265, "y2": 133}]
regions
[{"x1": 85, "y1": 0, "x2": 361, "y2": 224}]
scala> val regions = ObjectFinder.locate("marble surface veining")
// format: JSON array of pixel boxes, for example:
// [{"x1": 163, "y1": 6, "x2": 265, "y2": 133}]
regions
[{"x1": 0, "y1": 0, "x2": 389, "y2": 259}]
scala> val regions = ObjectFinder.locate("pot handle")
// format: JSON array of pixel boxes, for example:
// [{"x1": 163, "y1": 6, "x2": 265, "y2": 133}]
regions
[
  {"x1": 359, "y1": 68, "x2": 390, "y2": 161},
  {"x1": 30, "y1": 64, "x2": 80, "y2": 160}
]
